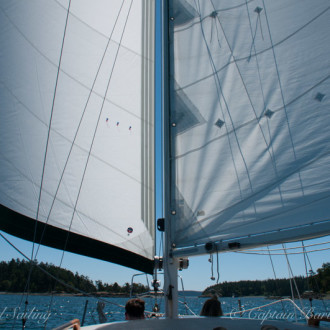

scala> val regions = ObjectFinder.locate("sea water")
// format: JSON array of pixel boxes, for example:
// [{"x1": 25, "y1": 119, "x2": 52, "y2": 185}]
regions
[{"x1": 0, "y1": 294, "x2": 329, "y2": 329}]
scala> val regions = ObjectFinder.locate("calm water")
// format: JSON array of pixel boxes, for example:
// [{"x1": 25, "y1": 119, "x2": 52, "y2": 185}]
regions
[{"x1": 0, "y1": 294, "x2": 329, "y2": 329}]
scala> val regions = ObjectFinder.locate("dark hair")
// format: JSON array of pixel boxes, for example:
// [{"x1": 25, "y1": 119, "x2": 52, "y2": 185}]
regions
[
  {"x1": 125, "y1": 298, "x2": 145, "y2": 319},
  {"x1": 200, "y1": 297, "x2": 223, "y2": 317}
]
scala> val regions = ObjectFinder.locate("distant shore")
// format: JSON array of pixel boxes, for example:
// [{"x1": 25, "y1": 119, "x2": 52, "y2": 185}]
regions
[
  {"x1": 1, "y1": 292, "x2": 329, "y2": 299},
  {"x1": 0, "y1": 291, "x2": 130, "y2": 297}
]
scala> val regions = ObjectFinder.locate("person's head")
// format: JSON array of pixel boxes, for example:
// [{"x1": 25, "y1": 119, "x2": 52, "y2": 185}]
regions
[
  {"x1": 125, "y1": 298, "x2": 145, "y2": 320},
  {"x1": 200, "y1": 297, "x2": 223, "y2": 317}
]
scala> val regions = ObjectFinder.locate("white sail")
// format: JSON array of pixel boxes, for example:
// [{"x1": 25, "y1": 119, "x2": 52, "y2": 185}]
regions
[
  {"x1": 0, "y1": 0, "x2": 155, "y2": 272},
  {"x1": 168, "y1": 0, "x2": 330, "y2": 255}
]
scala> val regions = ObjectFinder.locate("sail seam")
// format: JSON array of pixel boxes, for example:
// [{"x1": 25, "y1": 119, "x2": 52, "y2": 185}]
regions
[
  {"x1": 174, "y1": 6, "x2": 330, "y2": 93},
  {"x1": 198, "y1": 0, "x2": 256, "y2": 214},
  {"x1": 0, "y1": 6, "x2": 153, "y2": 124},
  {"x1": 176, "y1": 147, "x2": 330, "y2": 239},
  {"x1": 262, "y1": 0, "x2": 305, "y2": 199},
  {"x1": 173, "y1": 75, "x2": 330, "y2": 160},
  {"x1": 174, "y1": 0, "x2": 255, "y2": 34}
]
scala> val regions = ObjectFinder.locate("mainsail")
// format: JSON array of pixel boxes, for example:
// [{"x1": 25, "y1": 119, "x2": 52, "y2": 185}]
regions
[
  {"x1": 0, "y1": 1, "x2": 155, "y2": 273},
  {"x1": 168, "y1": 0, "x2": 330, "y2": 255}
]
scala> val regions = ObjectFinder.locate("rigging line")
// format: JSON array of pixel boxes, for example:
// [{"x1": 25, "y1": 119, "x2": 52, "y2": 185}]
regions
[
  {"x1": 213, "y1": 14, "x2": 222, "y2": 49},
  {"x1": 211, "y1": 0, "x2": 272, "y2": 152},
  {"x1": 34, "y1": 0, "x2": 71, "y2": 320},
  {"x1": 178, "y1": 275, "x2": 189, "y2": 315},
  {"x1": 203, "y1": 0, "x2": 257, "y2": 203},
  {"x1": 216, "y1": 246, "x2": 220, "y2": 284},
  {"x1": 283, "y1": 244, "x2": 309, "y2": 321},
  {"x1": 239, "y1": 240, "x2": 330, "y2": 252},
  {"x1": 178, "y1": 200, "x2": 330, "y2": 248},
  {"x1": 283, "y1": 244, "x2": 298, "y2": 322},
  {"x1": 0, "y1": 85, "x2": 149, "y2": 188},
  {"x1": 210, "y1": 0, "x2": 281, "y2": 193},
  {"x1": 174, "y1": 0, "x2": 255, "y2": 34},
  {"x1": 198, "y1": 0, "x2": 247, "y2": 225},
  {"x1": 301, "y1": 241, "x2": 315, "y2": 317},
  {"x1": 33, "y1": 0, "x2": 71, "y2": 261},
  {"x1": 209, "y1": 253, "x2": 214, "y2": 280},
  {"x1": 176, "y1": 163, "x2": 330, "y2": 238},
  {"x1": 57, "y1": 0, "x2": 135, "y2": 269},
  {"x1": 21, "y1": 1, "x2": 72, "y2": 318},
  {"x1": 302, "y1": 241, "x2": 310, "y2": 283},
  {"x1": 33, "y1": 1, "x2": 146, "y2": 258},
  {"x1": 262, "y1": 0, "x2": 304, "y2": 198},
  {"x1": 178, "y1": 300, "x2": 197, "y2": 316},
  {"x1": 0, "y1": 170, "x2": 144, "y2": 252},
  {"x1": 53, "y1": 0, "x2": 142, "y2": 58},
  {"x1": 175, "y1": 6, "x2": 330, "y2": 93},
  {"x1": 213, "y1": 0, "x2": 292, "y2": 207},
  {"x1": 174, "y1": 74, "x2": 330, "y2": 161},
  {"x1": 187, "y1": 0, "x2": 246, "y2": 243},
  {"x1": 267, "y1": 246, "x2": 285, "y2": 313},
  {"x1": 0, "y1": 232, "x2": 127, "y2": 310},
  {"x1": 304, "y1": 250, "x2": 329, "y2": 313},
  {"x1": 0, "y1": 8, "x2": 147, "y2": 124},
  {"x1": 235, "y1": 246, "x2": 330, "y2": 255},
  {"x1": 248, "y1": 8, "x2": 260, "y2": 60}
]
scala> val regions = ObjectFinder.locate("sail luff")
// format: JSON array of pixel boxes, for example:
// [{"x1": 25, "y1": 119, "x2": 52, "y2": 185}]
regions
[{"x1": 141, "y1": 0, "x2": 156, "y2": 251}]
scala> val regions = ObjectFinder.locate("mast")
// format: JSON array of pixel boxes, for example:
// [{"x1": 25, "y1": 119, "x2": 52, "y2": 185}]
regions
[{"x1": 162, "y1": 0, "x2": 179, "y2": 318}]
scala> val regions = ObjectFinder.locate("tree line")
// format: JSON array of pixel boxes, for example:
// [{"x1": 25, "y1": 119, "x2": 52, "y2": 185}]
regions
[
  {"x1": 203, "y1": 263, "x2": 330, "y2": 297},
  {"x1": 0, "y1": 258, "x2": 149, "y2": 295}
]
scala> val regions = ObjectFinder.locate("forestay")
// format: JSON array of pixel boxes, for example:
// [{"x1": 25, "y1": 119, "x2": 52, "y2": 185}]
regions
[
  {"x1": 168, "y1": 0, "x2": 330, "y2": 254},
  {"x1": 0, "y1": 0, "x2": 155, "y2": 273}
]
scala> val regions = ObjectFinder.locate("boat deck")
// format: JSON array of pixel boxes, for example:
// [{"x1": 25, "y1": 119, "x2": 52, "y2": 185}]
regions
[{"x1": 80, "y1": 316, "x2": 324, "y2": 329}]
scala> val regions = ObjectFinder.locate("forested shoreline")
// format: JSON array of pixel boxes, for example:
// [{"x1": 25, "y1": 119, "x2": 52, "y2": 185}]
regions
[
  {"x1": 203, "y1": 263, "x2": 330, "y2": 298},
  {"x1": 0, "y1": 259, "x2": 148, "y2": 295},
  {"x1": 1, "y1": 259, "x2": 329, "y2": 297}
]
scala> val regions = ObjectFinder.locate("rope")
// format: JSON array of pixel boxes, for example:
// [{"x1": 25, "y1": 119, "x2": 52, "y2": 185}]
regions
[
  {"x1": 216, "y1": 248, "x2": 220, "y2": 284},
  {"x1": 178, "y1": 300, "x2": 197, "y2": 316}
]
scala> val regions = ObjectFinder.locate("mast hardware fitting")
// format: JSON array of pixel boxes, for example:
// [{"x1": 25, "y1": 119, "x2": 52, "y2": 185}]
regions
[
  {"x1": 228, "y1": 242, "x2": 241, "y2": 249},
  {"x1": 157, "y1": 218, "x2": 165, "y2": 232},
  {"x1": 179, "y1": 258, "x2": 189, "y2": 271},
  {"x1": 154, "y1": 256, "x2": 163, "y2": 270},
  {"x1": 205, "y1": 241, "x2": 217, "y2": 253}
]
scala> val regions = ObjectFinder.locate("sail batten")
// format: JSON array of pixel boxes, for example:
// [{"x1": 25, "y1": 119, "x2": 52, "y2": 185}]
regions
[
  {"x1": 169, "y1": 0, "x2": 330, "y2": 252},
  {"x1": 0, "y1": 0, "x2": 155, "y2": 272}
]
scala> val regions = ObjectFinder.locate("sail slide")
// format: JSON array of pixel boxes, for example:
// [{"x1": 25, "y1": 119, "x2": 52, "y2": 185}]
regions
[
  {"x1": 168, "y1": 0, "x2": 330, "y2": 254},
  {"x1": 0, "y1": 1, "x2": 155, "y2": 273}
]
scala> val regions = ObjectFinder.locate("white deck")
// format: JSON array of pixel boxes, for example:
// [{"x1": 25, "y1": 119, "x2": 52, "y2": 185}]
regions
[{"x1": 80, "y1": 317, "x2": 324, "y2": 329}]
